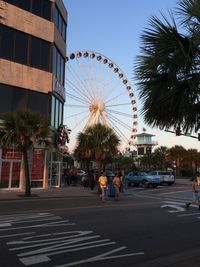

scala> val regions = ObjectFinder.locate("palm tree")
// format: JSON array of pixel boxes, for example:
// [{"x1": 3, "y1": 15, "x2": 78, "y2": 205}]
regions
[
  {"x1": 0, "y1": 110, "x2": 50, "y2": 196},
  {"x1": 74, "y1": 123, "x2": 120, "y2": 174},
  {"x1": 153, "y1": 146, "x2": 169, "y2": 170},
  {"x1": 185, "y1": 148, "x2": 200, "y2": 175},
  {"x1": 135, "y1": 0, "x2": 200, "y2": 134},
  {"x1": 167, "y1": 145, "x2": 186, "y2": 176}
]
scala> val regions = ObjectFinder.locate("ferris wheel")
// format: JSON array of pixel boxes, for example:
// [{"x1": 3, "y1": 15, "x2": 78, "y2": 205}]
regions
[{"x1": 64, "y1": 50, "x2": 138, "y2": 151}]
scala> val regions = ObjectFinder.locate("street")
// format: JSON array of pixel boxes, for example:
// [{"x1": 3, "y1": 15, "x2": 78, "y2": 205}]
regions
[{"x1": 0, "y1": 183, "x2": 200, "y2": 267}]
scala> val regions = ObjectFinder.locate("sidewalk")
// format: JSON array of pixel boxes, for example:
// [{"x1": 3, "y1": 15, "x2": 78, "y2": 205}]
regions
[
  {"x1": 0, "y1": 185, "x2": 96, "y2": 201},
  {"x1": 0, "y1": 178, "x2": 190, "y2": 201}
]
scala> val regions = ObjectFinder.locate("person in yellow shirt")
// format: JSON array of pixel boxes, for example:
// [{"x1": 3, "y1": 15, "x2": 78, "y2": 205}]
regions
[{"x1": 98, "y1": 172, "x2": 107, "y2": 201}]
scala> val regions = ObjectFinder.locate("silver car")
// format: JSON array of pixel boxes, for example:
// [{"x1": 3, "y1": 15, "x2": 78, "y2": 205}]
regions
[{"x1": 149, "y1": 171, "x2": 175, "y2": 185}]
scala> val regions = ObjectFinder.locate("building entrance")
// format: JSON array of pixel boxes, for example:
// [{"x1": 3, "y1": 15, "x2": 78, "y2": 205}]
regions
[{"x1": 49, "y1": 161, "x2": 62, "y2": 187}]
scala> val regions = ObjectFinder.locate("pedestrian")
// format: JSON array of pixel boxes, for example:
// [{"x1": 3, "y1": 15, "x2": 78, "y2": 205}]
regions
[
  {"x1": 82, "y1": 174, "x2": 88, "y2": 187},
  {"x1": 119, "y1": 171, "x2": 125, "y2": 193},
  {"x1": 113, "y1": 174, "x2": 120, "y2": 201},
  {"x1": 185, "y1": 177, "x2": 200, "y2": 210},
  {"x1": 98, "y1": 172, "x2": 107, "y2": 201},
  {"x1": 88, "y1": 170, "x2": 96, "y2": 190},
  {"x1": 70, "y1": 167, "x2": 78, "y2": 186},
  {"x1": 63, "y1": 168, "x2": 70, "y2": 186}
]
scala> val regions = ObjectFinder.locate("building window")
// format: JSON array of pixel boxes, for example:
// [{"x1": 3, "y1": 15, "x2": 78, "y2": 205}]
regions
[
  {"x1": 6, "y1": 0, "x2": 51, "y2": 21},
  {"x1": 51, "y1": 95, "x2": 55, "y2": 127},
  {"x1": 51, "y1": 95, "x2": 63, "y2": 129},
  {"x1": 138, "y1": 147, "x2": 145, "y2": 155},
  {"x1": 0, "y1": 25, "x2": 51, "y2": 72},
  {"x1": 0, "y1": 84, "x2": 49, "y2": 119},
  {"x1": 0, "y1": 26, "x2": 14, "y2": 61},
  {"x1": 18, "y1": 0, "x2": 31, "y2": 11},
  {"x1": 30, "y1": 36, "x2": 51, "y2": 72},
  {"x1": 14, "y1": 30, "x2": 28, "y2": 64},
  {"x1": 53, "y1": 45, "x2": 65, "y2": 85},
  {"x1": 53, "y1": 4, "x2": 66, "y2": 41}
]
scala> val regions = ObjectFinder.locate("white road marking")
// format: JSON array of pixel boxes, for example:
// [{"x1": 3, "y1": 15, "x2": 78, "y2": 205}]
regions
[
  {"x1": 0, "y1": 232, "x2": 35, "y2": 238},
  {"x1": 178, "y1": 212, "x2": 200, "y2": 217},
  {"x1": 161, "y1": 204, "x2": 185, "y2": 212},
  {"x1": 19, "y1": 241, "x2": 117, "y2": 265},
  {"x1": 5, "y1": 213, "x2": 145, "y2": 266},
  {"x1": 161, "y1": 189, "x2": 191, "y2": 195},
  {"x1": 55, "y1": 246, "x2": 144, "y2": 267},
  {"x1": 161, "y1": 201, "x2": 186, "y2": 212},
  {"x1": 0, "y1": 223, "x2": 12, "y2": 227},
  {"x1": 1, "y1": 220, "x2": 75, "y2": 231},
  {"x1": 0, "y1": 213, "x2": 52, "y2": 221}
]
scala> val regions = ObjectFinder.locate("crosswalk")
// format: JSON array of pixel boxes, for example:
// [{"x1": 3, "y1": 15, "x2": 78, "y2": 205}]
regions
[{"x1": 0, "y1": 212, "x2": 144, "y2": 267}]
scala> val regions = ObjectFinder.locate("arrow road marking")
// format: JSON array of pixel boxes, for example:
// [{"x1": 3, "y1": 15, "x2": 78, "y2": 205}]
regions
[{"x1": 161, "y1": 201, "x2": 186, "y2": 212}]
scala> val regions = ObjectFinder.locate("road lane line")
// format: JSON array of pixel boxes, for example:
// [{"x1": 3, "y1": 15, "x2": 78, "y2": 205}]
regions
[{"x1": 178, "y1": 212, "x2": 200, "y2": 217}]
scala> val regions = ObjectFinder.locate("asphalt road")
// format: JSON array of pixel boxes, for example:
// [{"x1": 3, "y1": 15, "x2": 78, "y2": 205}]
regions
[{"x1": 1, "y1": 183, "x2": 200, "y2": 267}]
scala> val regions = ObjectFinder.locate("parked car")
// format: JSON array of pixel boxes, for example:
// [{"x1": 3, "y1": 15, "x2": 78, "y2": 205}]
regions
[
  {"x1": 148, "y1": 171, "x2": 175, "y2": 185},
  {"x1": 125, "y1": 171, "x2": 161, "y2": 188}
]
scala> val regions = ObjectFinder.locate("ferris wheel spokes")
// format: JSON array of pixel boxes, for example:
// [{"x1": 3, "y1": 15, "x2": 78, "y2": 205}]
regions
[
  {"x1": 66, "y1": 63, "x2": 94, "y2": 102},
  {"x1": 106, "y1": 108, "x2": 134, "y2": 118},
  {"x1": 105, "y1": 89, "x2": 128, "y2": 105},
  {"x1": 65, "y1": 78, "x2": 92, "y2": 104},
  {"x1": 66, "y1": 92, "x2": 90, "y2": 106},
  {"x1": 76, "y1": 59, "x2": 98, "y2": 102},
  {"x1": 108, "y1": 118, "x2": 130, "y2": 144},
  {"x1": 106, "y1": 102, "x2": 132, "y2": 107},
  {"x1": 65, "y1": 50, "x2": 138, "y2": 151},
  {"x1": 64, "y1": 110, "x2": 88, "y2": 119},
  {"x1": 106, "y1": 112, "x2": 133, "y2": 131}
]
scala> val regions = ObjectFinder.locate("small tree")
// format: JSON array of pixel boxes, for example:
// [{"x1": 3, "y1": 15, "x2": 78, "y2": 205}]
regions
[{"x1": 0, "y1": 110, "x2": 50, "y2": 196}]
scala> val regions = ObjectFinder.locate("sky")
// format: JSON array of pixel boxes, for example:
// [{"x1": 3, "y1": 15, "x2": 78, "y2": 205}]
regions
[{"x1": 63, "y1": 0, "x2": 200, "y2": 151}]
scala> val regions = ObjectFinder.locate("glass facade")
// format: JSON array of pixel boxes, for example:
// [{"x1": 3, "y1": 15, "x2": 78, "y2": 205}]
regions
[
  {"x1": 54, "y1": 4, "x2": 67, "y2": 41},
  {"x1": 53, "y1": 45, "x2": 65, "y2": 86},
  {"x1": 6, "y1": 0, "x2": 52, "y2": 21},
  {"x1": 0, "y1": 25, "x2": 52, "y2": 72},
  {"x1": 51, "y1": 95, "x2": 64, "y2": 129},
  {"x1": 0, "y1": 84, "x2": 50, "y2": 120}
]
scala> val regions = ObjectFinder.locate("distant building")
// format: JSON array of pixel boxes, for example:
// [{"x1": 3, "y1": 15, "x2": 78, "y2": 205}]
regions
[
  {"x1": 0, "y1": 0, "x2": 67, "y2": 189},
  {"x1": 133, "y1": 128, "x2": 158, "y2": 156}
]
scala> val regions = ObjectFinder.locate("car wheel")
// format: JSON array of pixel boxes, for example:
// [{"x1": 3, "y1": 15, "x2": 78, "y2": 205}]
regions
[
  {"x1": 142, "y1": 180, "x2": 149, "y2": 188},
  {"x1": 128, "y1": 181, "x2": 132, "y2": 187}
]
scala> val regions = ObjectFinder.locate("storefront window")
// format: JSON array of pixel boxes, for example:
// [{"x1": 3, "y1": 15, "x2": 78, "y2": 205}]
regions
[{"x1": 31, "y1": 149, "x2": 44, "y2": 188}]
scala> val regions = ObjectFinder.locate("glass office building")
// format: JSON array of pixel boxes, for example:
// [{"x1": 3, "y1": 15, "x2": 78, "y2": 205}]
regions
[{"x1": 0, "y1": 0, "x2": 67, "y2": 189}]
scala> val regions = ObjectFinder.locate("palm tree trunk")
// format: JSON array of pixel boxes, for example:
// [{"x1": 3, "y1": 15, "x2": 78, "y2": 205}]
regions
[{"x1": 23, "y1": 149, "x2": 31, "y2": 196}]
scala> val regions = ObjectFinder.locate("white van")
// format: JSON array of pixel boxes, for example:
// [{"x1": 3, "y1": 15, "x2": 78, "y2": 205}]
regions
[{"x1": 149, "y1": 171, "x2": 175, "y2": 185}]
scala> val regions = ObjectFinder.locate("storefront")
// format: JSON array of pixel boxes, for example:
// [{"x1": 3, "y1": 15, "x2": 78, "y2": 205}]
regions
[{"x1": 0, "y1": 148, "x2": 46, "y2": 189}]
